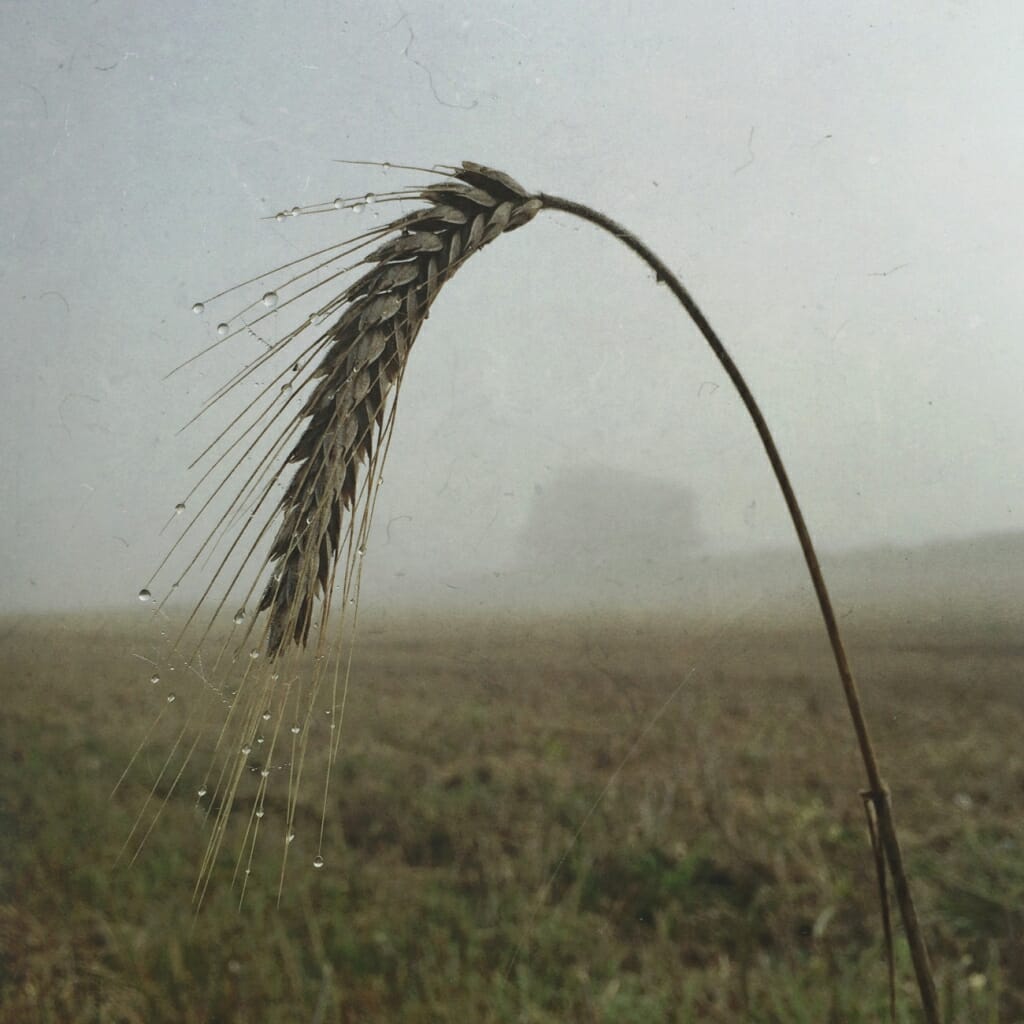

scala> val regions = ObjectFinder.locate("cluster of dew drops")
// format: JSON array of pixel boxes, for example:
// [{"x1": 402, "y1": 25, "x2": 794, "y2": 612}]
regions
[
  {"x1": 178, "y1": 192, "x2": 382, "y2": 359},
  {"x1": 136, "y1": 588, "x2": 173, "y2": 703},
  {"x1": 186, "y1": 192, "x2": 381, "y2": 372},
  {"x1": 190, "y1": 287, "x2": 278, "y2": 327},
  {"x1": 137, "y1": 581, "x2": 334, "y2": 868},
  {"x1": 273, "y1": 189, "x2": 378, "y2": 223}
]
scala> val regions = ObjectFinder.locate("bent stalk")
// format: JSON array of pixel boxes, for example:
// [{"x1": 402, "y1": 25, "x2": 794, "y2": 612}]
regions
[{"x1": 536, "y1": 192, "x2": 939, "y2": 1023}]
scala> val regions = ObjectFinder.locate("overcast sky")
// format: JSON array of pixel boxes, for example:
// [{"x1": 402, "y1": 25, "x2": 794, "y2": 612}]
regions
[{"x1": 2, "y1": 0, "x2": 1023, "y2": 613}]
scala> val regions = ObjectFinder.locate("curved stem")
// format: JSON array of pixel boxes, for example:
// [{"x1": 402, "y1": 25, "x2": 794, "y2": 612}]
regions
[{"x1": 538, "y1": 192, "x2": 939, "y2": 1023}]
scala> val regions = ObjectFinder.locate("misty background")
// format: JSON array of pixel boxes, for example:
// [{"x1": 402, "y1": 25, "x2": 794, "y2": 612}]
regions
[{"x1": 2, "y1": 1, "x2": 1023, "y2": 619}]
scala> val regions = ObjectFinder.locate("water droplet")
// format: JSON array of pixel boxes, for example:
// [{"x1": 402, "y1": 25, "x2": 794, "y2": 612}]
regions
[
  {"x1": 261, "y1": 710, "x2": 271, "y2": 721},
  {"x1": 275, "y1": 211, "x2": 286, "y2": 223},
  {"x1": 364, "y1": 192, "x2": 375, "y2": 204},
  {"x1": 290, "y1": 724, "x2": 300, "y2": 735},
  {"x1": 241, "y1": 744, "x2": 251, "y2": 756},
  {"x1": 255, "y1": 807, "x2": 265, "y2": 819},
  {"x1": 348, "y1": 597, "x2": 356, "y2": 605},
  {"x1": 313, "y1": 855, "x2": 325, "y2": 869},
  {"x1": 290, "y1": 206, "x2": 300, "y2": 217},
  {"x1": 198, "y1": 786, "x2": 207, "y2": 797},
  {"x1": 249, "y1": 649, "x2": 260, "y2": 660},
  {"x1": 174, "y1": 502, "x2": 186, "y2": 514},
  {"x1": 261, "y1": 767, "x2": 270, "y2": 778},
  {"x1": 270, "y1": 672, "x2": 280, "y2": 682},
  {"x1": 287, "y1": 832, "x2": 296, "y2": 844},
  {"x1": 192, "y1": 302, "x2": 205, "y2": 315},
  {"x1": 137, "y1": 588, "x2": 152, "y2": 602},
  {"x1": 216, "y1": 322, "x2": 229, "y2": 337},
  {"x1": 149, "y1": 673, "x2": 160, "y2": 685},
  {"x1": 357, "y1": 545, "x2": 366, "y2": 556},
  {"x1": 382, "y1": 161, "x2": 391, "y2": 170},
  {"x1": 291, "y1": 362, "x2": 301, "y2": 373},
  {"x1": 333, "y1": 197, "x2": 344, "y2": 210},
  {"x1": 166, "y1": 693, "x2": 176, "y2": 703},
  {"x1": 280, "y1": 382, "x2": 292, "y2": 395},
  {"x1": 351, "y1": 202, "x2": 363, "y2": 214},
  {"x1": 256, "y1": 736, "x2": 265, "y2": 745},
  {"x1": 233, "y1": 609, "x2": 246, "y2": 625},
  {"x1": 262, "y1": 291, "x2": 278, "y2": 308}
]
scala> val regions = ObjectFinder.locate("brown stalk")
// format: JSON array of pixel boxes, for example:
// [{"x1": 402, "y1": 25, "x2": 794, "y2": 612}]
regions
[{"x1": 535, "y1": 192, "x2": 939, "y2": 1023}]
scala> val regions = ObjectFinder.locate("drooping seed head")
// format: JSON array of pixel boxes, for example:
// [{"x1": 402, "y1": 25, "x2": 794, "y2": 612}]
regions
[{"x1": 258, "y1": 162, "x2": 541, "y2": 657}]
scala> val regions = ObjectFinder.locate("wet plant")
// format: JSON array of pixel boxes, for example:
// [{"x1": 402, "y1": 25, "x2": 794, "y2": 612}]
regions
[{"x1": 133, "y1": 160, "x2": 939, "y2": 1020}]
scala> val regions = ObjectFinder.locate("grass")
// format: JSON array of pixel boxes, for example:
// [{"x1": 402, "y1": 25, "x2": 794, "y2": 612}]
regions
[{"x1": 1, "y1": 610, "x2": 1021, "y2": 1022}]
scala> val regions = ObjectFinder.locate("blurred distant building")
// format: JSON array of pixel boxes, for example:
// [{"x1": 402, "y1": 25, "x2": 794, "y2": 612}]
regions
[{"x1": 514, "y1": 466, "x2": 702, "y2": 599}]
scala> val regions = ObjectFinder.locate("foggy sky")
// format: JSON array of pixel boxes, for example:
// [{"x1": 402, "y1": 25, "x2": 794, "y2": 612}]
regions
[{"x1": 2, "y1": 0, "x2": 1023, "y2": 613}]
